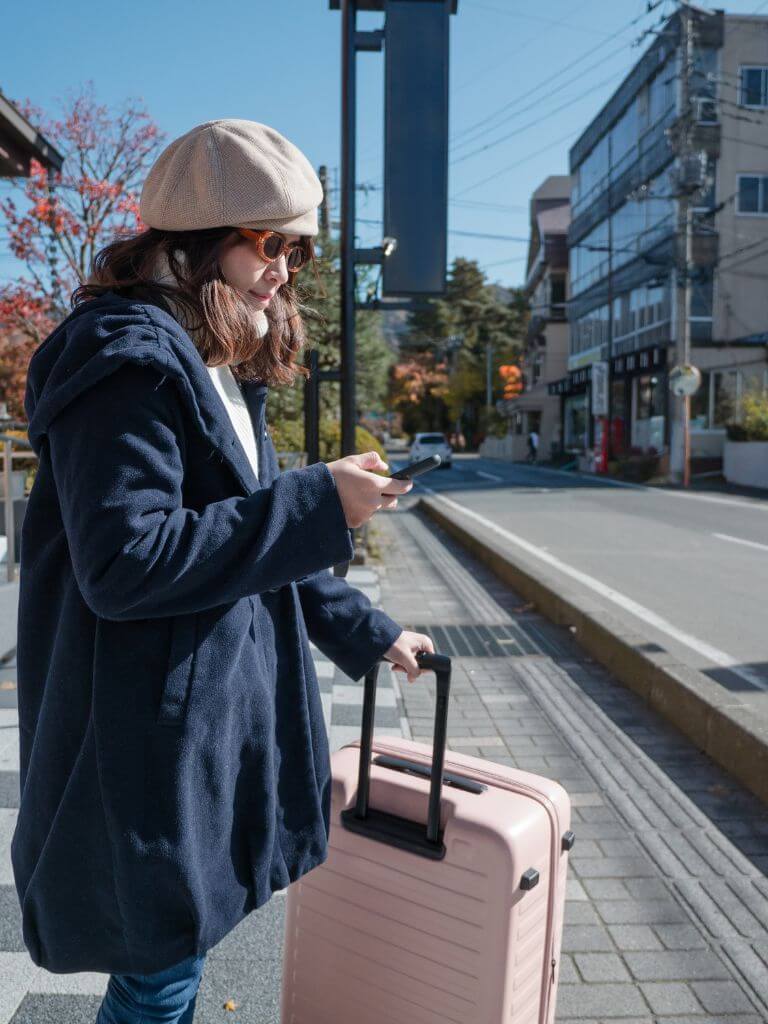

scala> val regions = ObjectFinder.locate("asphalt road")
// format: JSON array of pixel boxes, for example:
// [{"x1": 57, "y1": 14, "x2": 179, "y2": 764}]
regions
[{"x1": 390, "y1": 452, "x2": 768, "y2": 695}]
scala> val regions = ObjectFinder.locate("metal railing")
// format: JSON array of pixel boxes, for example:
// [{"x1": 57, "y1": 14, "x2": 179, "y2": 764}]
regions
[{"x1": 0, "y1": 423, "x2": 35, "y2": 584}]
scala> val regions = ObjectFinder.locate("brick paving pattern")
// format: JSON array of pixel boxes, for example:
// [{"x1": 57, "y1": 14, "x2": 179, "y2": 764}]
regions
[
  {"x1": 0, "y1": 568, "x2": 400, "y2": 1023},
  {"x1": 372, "y1": 503, "x2": 768, "y2": 1023},
  {"x1": 1, "y1": 510, "x2": 767, "y2": 1022}
]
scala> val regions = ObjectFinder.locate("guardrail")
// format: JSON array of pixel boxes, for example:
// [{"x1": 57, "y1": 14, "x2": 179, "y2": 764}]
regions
[{"x1": 0, "y1": 423, "x2": 35, "y2": 584}]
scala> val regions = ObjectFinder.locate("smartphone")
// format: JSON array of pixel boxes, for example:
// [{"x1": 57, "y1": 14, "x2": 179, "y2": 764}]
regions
[{"x1": 389, "y1": 454, "x2": 442, "y2": 480}]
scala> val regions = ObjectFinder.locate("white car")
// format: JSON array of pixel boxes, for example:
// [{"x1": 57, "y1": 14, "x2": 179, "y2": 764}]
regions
[{"x1": 409, "y1": 432, "x2": 453, "y2": 469}]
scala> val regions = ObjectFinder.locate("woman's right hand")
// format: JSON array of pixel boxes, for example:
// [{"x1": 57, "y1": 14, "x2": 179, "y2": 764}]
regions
[{"x1": 326, "y1": 451, "x2": 413, "y2": 528}]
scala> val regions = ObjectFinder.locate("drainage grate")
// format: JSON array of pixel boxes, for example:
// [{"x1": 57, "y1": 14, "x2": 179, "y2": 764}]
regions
[{"x1": 404, "y1": 623, "x2": 541, "y2": 658}]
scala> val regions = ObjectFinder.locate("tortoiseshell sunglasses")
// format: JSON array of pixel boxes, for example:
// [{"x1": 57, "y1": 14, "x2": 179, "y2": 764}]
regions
[{"x1": 236, "y1": 227, "x2": 310, "y2": 272}]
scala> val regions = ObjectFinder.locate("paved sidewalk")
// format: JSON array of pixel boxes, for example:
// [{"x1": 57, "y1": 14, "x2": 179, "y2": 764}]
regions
[
  {"x1": 0, "y1": 567, "x2": 403, "y2": 1024},
  {"x1": 372, "y1": 502, "x2": 768, "y2": 1023},
  {"x1": 2, "y1": 511, "x2": 768, "y2": 1021}
]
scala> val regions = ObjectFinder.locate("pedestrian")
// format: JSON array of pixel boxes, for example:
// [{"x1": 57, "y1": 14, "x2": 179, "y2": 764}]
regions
[
  {"x1": 527, "y1": 427, "x2": 539, "y2": 463},
  {"x1": 12, "y1": 119, "x2": 434, "y2": 1023}
]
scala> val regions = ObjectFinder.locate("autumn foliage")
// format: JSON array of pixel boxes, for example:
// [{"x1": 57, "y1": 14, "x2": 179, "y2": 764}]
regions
[
  {"x1": 499, "y1": 363, "x2": 523, "y2": 400},
  {"x1": 389, "y1": 354, "x2": 449, "y2": 406},
  {"x1": 0, "y1": 82, "x2": 165, "y2": 419}
]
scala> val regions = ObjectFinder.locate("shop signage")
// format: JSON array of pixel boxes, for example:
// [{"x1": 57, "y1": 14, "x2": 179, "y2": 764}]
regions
[
  {"x1": 612, "y1": 345, "x2": 665, "y2": 377},
  {"x1": 591, "y1": 361, "x2": 609, "y2": 416}
]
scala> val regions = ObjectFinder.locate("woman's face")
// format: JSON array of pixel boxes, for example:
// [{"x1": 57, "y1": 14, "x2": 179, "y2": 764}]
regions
[{"x1": 219, "y1": 231, "x2": 300, "y2": 309}]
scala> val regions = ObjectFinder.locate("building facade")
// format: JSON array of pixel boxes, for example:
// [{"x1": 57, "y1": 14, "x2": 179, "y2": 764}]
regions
[
  {"x1": 556, "y1": 9, "x2": 768, "y2": 477},
  {"x1": 497, "y1": 176, "x2": 570, "y2": 461}
]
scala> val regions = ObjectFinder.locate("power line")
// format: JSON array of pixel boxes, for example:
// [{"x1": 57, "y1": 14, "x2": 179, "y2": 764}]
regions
[
  {"x1": 461, "y1": 1, "x2": 636, "y2": 39},
  {"x1": 480, "y1": 255, "x2": 529, "y2": 270},
  {"x1": 450, "y1": 53, "x2": 635, "y2": 161},
  {"x1": 451, "y1": 68, "x2": 627, "y2": 169},
  {"x1": 451, "y1": 198, "x2": 529, "y2": 213},
  {"x1": 353, "y1": 216, "x2": 530, "y2": 243},
  {"x1": 452, "y1": 128, "x2": 581, "y2": 199},
  {"x1": 451, "y1": 7, "x2": 653, "y2": 150},
  {"x1": 715, "y1": 235, "x2": 768, "y2": 268}
]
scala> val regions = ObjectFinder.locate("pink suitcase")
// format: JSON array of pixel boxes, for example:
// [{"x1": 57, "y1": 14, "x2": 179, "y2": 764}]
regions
[{"x1": 280, "y1": 652, "x2": 574, "y2": 1024}]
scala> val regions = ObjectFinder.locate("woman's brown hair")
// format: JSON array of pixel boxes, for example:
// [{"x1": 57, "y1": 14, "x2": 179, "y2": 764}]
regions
[{"x1": 72, "y1": 227, "x2": 319, "y2": 386}]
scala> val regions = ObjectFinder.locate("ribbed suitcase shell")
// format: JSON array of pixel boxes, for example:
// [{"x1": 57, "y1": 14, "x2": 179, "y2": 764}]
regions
[{"x1": 281, "y1": 735, "x2": 572, "y2": 1024}]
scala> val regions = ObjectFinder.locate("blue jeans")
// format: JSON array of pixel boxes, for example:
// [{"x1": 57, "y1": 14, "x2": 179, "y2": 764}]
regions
[{"x1": 96, "y1": 952, "x2": 207, "y2": 1024}]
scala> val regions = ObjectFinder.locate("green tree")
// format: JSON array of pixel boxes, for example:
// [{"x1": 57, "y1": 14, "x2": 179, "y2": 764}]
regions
[
  {"x1": 390, "y1": 257, "x2": 528, "y2": 443},
  {"x1": 267, "y1": 228, "x2": 393, "y2": 456}
]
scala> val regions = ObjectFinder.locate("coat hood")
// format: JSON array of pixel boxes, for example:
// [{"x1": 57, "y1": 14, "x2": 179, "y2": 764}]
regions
[{"x1": 24, "y1": 290, "x2": 268, "y2": 496}]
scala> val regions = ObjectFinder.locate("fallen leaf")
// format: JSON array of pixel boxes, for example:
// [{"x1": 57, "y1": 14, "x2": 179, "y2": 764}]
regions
[{"x1": 223, "y1": 998, "x2": 238, "y2": 1011}]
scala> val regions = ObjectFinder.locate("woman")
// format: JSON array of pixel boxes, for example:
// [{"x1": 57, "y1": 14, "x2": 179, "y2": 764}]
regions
[{"x1": 12, "y1": 119, "x2": 433, "y2": 1023}]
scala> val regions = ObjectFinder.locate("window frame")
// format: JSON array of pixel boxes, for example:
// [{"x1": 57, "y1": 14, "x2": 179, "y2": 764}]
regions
[
  {"x1": 738, "y1": 65, "x2": 768, "y2": 109},
  {"x1": 736, "y1": 173, "x2": 768, "y2": 216}
]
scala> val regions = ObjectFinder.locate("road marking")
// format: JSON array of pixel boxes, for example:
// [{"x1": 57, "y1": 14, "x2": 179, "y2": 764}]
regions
[
  {"x1": 486, "y1": 462, "x2": 768, "y2": 511},
  {"x1": 420, "y1": 484, "x2": 768, "y2": 692},
  {"x1": 476, "y1": 470, "x2": 503, "y2": 482},
  {"x1": 713, "y1": 532, "x2": 768, "y2": 553}
]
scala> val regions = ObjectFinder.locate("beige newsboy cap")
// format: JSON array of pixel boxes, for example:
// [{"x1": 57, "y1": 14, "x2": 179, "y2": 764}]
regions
[{"x1": 139, "y1": 119, "x2": 324, "y2": 236}]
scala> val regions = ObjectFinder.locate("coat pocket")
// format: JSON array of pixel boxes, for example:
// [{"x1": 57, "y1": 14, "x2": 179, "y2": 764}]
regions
[{"x1": 157, "y1": 613, "x2": 199, "y2": 726}]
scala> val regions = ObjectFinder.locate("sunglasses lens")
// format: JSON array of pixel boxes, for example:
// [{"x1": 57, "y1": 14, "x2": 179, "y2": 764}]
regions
[
  {"x1": 287, "y1": 247, "x2": 307, "y2": 271},
  {"x1": 262, "y1": 233, "x2": 283, "y2": 260}
]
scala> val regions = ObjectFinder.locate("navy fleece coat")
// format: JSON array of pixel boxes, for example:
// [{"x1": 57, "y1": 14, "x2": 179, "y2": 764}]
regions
[{"x1": 11, "y1": 290, "x2": 403, "y2": 975}]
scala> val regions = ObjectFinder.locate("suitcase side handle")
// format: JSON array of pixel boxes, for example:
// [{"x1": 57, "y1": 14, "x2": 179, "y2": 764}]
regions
[{"x1": 341, "y1": 651, "x2": 451, "y2": 859}]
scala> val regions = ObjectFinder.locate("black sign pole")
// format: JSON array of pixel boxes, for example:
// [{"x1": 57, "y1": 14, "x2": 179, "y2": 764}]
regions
[
  {"x1": 340, "y1": 0, "x2": 357, "y2": 458},
  {"x1": 303, "y1": 348, "x2": 320, "y2": 465}
]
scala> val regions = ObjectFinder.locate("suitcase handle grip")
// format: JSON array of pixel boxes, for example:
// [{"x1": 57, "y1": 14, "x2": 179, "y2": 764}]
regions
[{"x1": 353, "y1": 651, "x2": 451, "y2": 847}]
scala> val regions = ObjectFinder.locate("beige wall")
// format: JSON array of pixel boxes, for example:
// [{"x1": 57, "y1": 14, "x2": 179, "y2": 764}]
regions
[
  {"x1": 543, "y1": 320, "x2": 569, "y2": 382},
  {"x1": 713, "y1": 17, "x2": 768, "y2": 345}
]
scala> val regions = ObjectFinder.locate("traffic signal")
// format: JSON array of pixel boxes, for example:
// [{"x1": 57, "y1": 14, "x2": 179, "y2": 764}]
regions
[{"x1": 499, "y1": 364, "x2": 522, "y2": 400}]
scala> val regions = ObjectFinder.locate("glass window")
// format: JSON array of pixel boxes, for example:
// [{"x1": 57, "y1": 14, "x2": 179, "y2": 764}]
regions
[
  {"x1": 573, "y1": 135, "x2": 609, "y2": 215},
  {"x1": 740, "y1": 367, "x2": 767, "y2": 398},
  {"x1": 713, "y1": 371, "x2": 738, "y2": 426},
  {"x1": 637, "y1": 374, "x2": 665, "y2": 419},
  {"x1": 634, "y1": 374, "x2": 666, "y2": 451},
  {"x1": 550, "y1": 275, "x2": 566, "y2": 306},
  {"x1": 611, "y1": 100, "x2": 639, "y2": 178},
  {"x1": 690, "y1": 275, "x2": 713, "y2": 318},
  {"x1": 648, "y1": 63, "x2": 675, "y2": 127},
  {"x1": 740, "y1": 66, "x2": 768, "y2": 107},
  {"x1": 571, "y1": 218, "x2": 609, "y2": 294},
  {"x1": 690, "y1": 370, "x2": 711, "y2": 429},
  {"x1": 564, "y1": 394, "x2": 588, "y2": 450},
  {"x1": 737, "y1": 175, "x2": 768, "y2": 214}
]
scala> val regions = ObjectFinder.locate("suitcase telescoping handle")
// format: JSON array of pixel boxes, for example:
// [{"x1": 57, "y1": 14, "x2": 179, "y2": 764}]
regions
[{"x1": 340, "y1": 651, "x2": 451, "y2": 860}]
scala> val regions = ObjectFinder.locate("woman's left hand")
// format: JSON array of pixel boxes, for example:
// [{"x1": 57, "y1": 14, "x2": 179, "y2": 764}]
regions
[{"x1": 383, "y1": 630, "x2": 435, "y2": 683}]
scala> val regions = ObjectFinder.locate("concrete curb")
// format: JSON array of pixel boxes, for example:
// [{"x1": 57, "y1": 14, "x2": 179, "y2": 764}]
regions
[{"x1": 420, "y1": 495, "x2": 768, "y2": 806}]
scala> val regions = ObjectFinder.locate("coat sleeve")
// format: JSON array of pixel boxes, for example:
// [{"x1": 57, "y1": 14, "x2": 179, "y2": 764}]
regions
[
  {"x1": 295, "y1": 568, "x2": 403, "y2": 682},
  {"x1": 46, "y1": 361, "x2": 354, "y2": 621}
]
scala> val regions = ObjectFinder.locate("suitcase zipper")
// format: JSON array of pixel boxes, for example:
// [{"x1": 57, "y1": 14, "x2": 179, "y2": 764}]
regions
[{"x1": 361, "y1": 739, "x2": 564, "y2": 1024}]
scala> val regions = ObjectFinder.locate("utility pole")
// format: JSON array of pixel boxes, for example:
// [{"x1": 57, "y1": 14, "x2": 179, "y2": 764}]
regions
[
  {"x1": 318, "y1": 164, "x2": 331, "y2": 236},
  {"x1": 485, "y1": 339, "x2": 493, "y2": 410},
  {"x1": 671, "y1": 1, "x2": 695, "y2": 487}
]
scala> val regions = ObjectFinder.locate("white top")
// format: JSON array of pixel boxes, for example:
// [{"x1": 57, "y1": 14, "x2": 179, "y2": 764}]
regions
[{"x1": 206, "y1": 364, "x2": 259, "y2": 482}]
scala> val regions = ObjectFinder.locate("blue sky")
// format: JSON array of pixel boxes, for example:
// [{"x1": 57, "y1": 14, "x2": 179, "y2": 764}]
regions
[{"x1": 1, "y1": 0, "x2": 764, "y2": 291}]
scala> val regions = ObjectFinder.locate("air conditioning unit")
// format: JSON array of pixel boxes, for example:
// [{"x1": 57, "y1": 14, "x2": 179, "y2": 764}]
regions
[{"x1": 693, "y1": 95, "x2": 717, "y2": 124}]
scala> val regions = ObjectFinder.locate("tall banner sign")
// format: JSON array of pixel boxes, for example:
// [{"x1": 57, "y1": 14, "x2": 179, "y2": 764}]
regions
[{"x1": 383, "y1": 0, "x2": 450, "y2": 296}]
